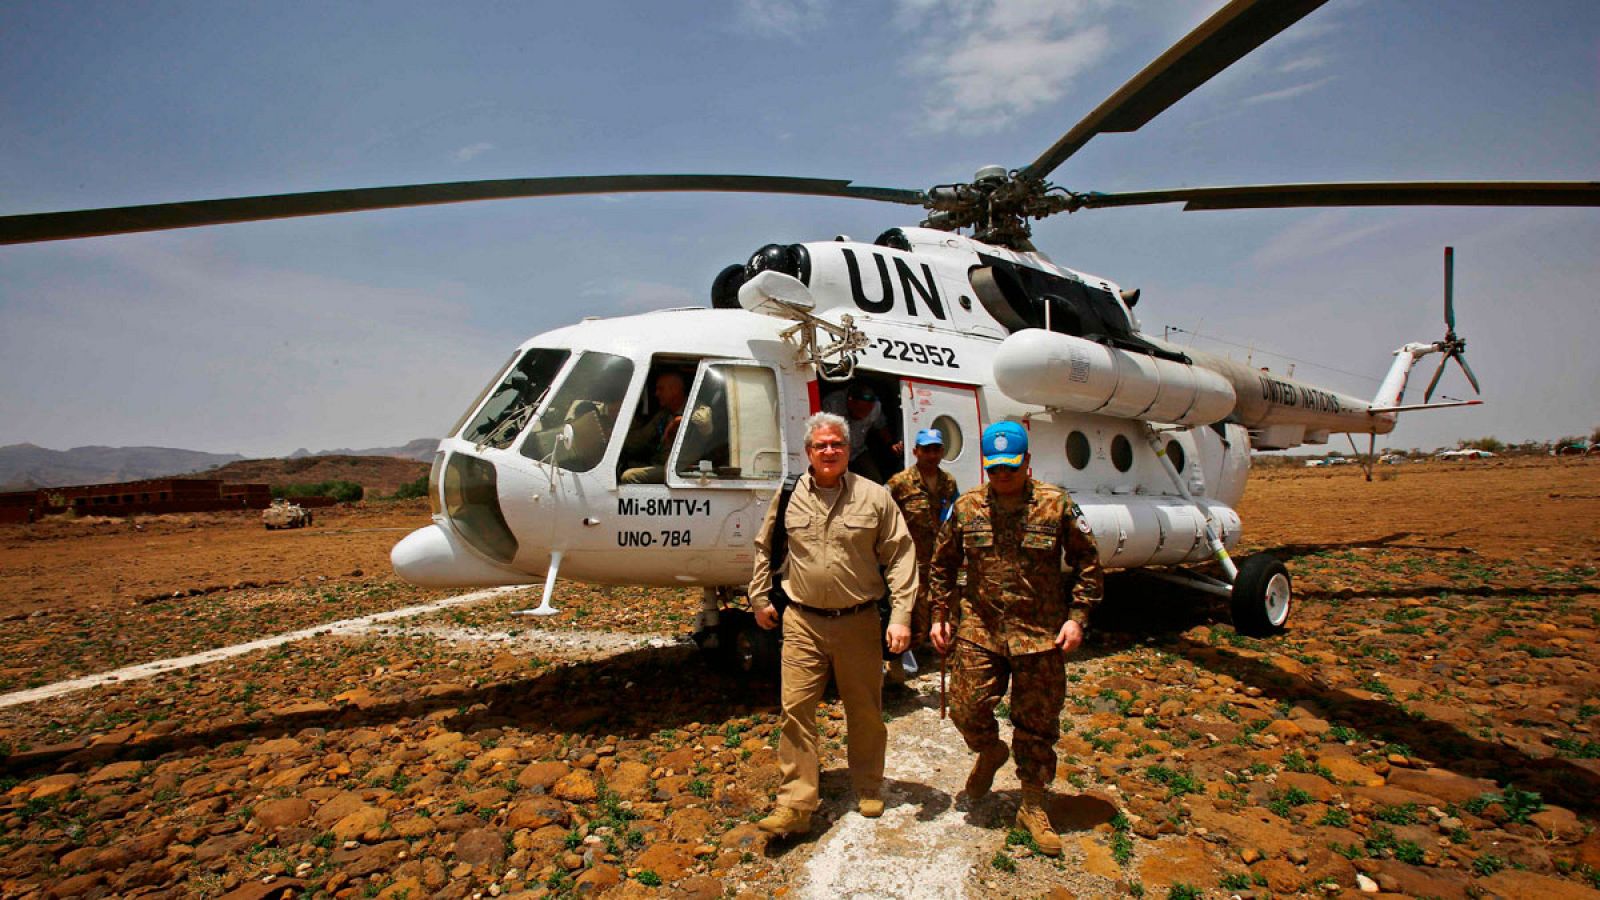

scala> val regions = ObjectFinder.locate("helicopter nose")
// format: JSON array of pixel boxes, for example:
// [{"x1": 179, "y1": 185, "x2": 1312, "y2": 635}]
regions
[{"x1": 391, "y1": 522, "x2": 541, "y2": 588}]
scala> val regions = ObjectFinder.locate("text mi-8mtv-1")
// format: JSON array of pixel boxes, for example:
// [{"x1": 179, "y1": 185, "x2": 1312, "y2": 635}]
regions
[{"x1": 3, "y1": 0, "x2": 1594, "y2": 664}]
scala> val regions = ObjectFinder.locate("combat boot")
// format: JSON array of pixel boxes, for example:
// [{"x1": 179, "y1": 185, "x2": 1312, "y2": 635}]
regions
[
  {"x1": 963, "y1": 741, "x2": 1010, "y2": 799},
  {"x1": 756, "y1": 805, "x2": 812, "y2": 837},
  {"x1": 1016, "y1": 787, "x2": 1062, "y2": 856}
]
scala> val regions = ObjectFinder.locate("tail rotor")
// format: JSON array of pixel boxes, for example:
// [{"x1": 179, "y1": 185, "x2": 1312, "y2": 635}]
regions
[{"x1": 1423, "y1": 246, "x2": 1482, "y2": 402}]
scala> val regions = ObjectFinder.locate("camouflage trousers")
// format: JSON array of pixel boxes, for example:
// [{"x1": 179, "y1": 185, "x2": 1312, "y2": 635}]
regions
[
  {"x1": 949, "y1": 640, "x2": 1065, "y2": 790},
  {"x1": 911, "y1": 562, "x2": 932, "y2": 645}
]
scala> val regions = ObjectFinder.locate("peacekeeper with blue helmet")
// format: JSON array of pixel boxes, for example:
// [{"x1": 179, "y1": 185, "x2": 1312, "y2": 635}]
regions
[
  {"x1": 928, "y1": 420, "x2": 1104, "y2": 857},
  {"x1": 885, "y1": 427, "x2": 960, "y2": 674}
]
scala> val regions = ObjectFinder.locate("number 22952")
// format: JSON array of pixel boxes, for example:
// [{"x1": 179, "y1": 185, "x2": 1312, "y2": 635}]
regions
[{"x1": 874, "y1": 338, "x2": 958, "y2": 368}]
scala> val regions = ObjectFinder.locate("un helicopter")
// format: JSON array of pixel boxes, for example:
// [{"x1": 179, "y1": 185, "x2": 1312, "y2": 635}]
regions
[{"x1": 3, "y1": 0, "x2": 1597, "y2": 669}]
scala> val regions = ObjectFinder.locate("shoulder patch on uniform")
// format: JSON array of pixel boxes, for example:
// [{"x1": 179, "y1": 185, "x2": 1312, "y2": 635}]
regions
[
  {"x1": 1077, "y1": 517, "x2": 1093, "y2": 535},
  {"x1": 1069, "y1": 501, "x2": 1085, "y2": 519}
]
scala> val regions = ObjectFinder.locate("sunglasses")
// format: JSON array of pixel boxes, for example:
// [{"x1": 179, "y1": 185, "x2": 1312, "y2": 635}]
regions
[{"x1": 986, "y1": 464, "x2": 1021, "y2": 473}]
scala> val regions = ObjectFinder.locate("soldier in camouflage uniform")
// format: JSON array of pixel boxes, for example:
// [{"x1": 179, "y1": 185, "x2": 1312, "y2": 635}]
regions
[
  {"x1": 885, "y1": 428, "x2": 960, "y2": 664},
  {"x1": 929, "y1": 421, "x2": 1103, "y2": 856}
]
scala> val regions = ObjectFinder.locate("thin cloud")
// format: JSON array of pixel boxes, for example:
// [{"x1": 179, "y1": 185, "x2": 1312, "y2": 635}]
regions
[
  {"x1": 455, "y1": 142, "x2": 496, "y2": 162},
  {"x1": 899, "y1": 0, "x2": 1115, "y2": 134},
  {"x1": 1249, "y1": 210, "x2": 1396, "y2": 269},
  {"x1": 1241, "y1": 75, "x2": 1335, "y2": 106},
  {"x1": 1278, "y1": 52, "x2": 1327, "y2": 74},
  {"x1": 735, "y1": 0, "x2": 829, "y2": 40}
]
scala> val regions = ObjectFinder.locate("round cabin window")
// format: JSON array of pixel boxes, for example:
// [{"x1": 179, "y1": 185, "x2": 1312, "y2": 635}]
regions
[
  {"x1": 1166, "y1": 439, "x2": 1185, "y2": 473},
  {"x1": 1110, "y1": 434, "x2": 1133, "y2": 473},
  {"x1": 930, "y1": 415, "x2": 964, "y2": 461},
  {"x1": 1066, "y1": 431, "x2": 1091, "y2": 470}
]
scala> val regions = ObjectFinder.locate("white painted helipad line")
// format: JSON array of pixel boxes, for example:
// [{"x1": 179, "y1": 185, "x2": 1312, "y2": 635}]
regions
[
  {"x1": 366, "y1": 622, "x2": 680, "y2": 657},
  {"x1": 0, "y1": 585, "x2": 535, "y2": 710}
]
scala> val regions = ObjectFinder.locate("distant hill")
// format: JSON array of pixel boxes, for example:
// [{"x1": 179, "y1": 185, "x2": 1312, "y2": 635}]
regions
[
  {"x1": 288, "y1": 438, "x2": 437, "y2": 462},
  {"x1": 195, "y1": 455, "x2": 429, "y2": 497},
  {"x1": 0, "y1": 443, "x2": 246, "y2": 490},
  {"x1": 0, "y1": 440, "x2": 438, "y2": 492}
]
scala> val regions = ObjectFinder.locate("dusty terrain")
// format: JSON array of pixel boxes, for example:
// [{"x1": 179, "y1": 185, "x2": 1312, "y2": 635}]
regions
[{"x1": 0, "y1": 457, "x2": 1597, "y2": 898}]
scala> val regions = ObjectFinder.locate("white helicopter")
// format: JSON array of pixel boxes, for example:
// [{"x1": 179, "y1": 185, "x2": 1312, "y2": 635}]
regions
[{"x1": 3, "y1": 0, "x2": 1594, "y2": 667}]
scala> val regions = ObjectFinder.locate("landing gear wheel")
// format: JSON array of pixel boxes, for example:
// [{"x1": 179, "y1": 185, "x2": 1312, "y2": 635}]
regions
[
  {"x1": 714, "y1": 609, "x2": 780, "y2": 676},
  {"x1": 1231, "y1": 554, "x2": 1291, "y2": 636}
]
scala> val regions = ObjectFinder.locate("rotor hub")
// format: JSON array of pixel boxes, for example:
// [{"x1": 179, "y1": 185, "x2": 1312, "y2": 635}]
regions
[{"x1": 920, "y1": 170, "x2": 1079, "y2": 249}]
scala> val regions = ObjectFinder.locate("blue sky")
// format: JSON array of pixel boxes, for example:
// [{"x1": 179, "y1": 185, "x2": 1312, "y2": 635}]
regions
[{"x1": 2, "y1": 0, "x2": 1595, "y2": 457}]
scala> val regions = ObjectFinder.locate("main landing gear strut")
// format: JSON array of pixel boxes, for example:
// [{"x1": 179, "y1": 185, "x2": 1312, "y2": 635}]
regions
[{"x1": 1140, "y1": 425, "x2": 1292, "y2": 636}]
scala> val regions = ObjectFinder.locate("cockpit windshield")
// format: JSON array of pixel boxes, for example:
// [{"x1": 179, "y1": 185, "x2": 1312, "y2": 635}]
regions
[
  {"x1": 520, "y1": 351, "x2": 635, "y2": 472},
  {"x1": 457, "y1": 349, "x2": 572, "y2": 449}
]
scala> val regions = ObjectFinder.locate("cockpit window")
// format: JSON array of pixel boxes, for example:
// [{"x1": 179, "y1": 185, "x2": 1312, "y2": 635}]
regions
[
  {"x1": 458, "y1": 349, "x2": 571, "y2": 449},
  {"x1": 670, "y1": 364, "x2": 784, "y2": 484},
  {"x1": 520, "y1": 351, "x2": 635, "y2": 472},
  {"x1": 449, "y1": 353, "x2": 516, "y2": 441}
]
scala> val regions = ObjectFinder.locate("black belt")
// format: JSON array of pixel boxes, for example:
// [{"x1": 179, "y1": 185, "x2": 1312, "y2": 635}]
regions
[{"x1": 790, "y1": 598, "x2": 877, "y2": 618}]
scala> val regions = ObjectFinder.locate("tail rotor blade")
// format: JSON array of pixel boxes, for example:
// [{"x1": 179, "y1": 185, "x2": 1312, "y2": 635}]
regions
[
  {"x1": 1423, "y1": 355, "x2": 1450, "y2": 403},
  {"x1": 1443, "y1": 246, "x2": 1455, "y2": 332},
  {"x1": 1454, "y1": 351, "x2": 1481, "y2": 395}
]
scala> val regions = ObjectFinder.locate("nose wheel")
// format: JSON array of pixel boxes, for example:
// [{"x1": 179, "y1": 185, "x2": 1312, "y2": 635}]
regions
[{"x1": 1231, "y1": 554, "x2": 1291, "y2": 636}]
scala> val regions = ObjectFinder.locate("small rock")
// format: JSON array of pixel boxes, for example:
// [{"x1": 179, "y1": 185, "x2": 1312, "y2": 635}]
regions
[
  {"x1": 253, "y1": 797, "x2": 313, "y2": 829},
  {"x1": 575, "y1": 864, "x2": 622, "y2": 894},
  {"x1": 633, "y1": 841, "x2": 697, "y2": 882},
  {"x1": 675, "y1": 874, "x2": 726, "y2": 899},
  {"x1": 553, "y1": 770, "x2": 599, "y2": 803},
  {"x1": 330, "y1": 805, "x2": 387, "y2": 842},
  {"x1": 507, "y1": 797, "x2": 569, "y2": 830},
  {"x1": 455, "y1": 827, "x2": 507, "y2": 867},
  {"x1": 87, "y1": 760, "x2": 145, "y2": 784}
]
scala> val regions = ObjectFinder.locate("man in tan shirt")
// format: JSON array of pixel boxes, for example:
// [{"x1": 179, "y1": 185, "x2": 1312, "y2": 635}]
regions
[{"x1": 749, "y1": 412, "x2": 917, "y2": 836}]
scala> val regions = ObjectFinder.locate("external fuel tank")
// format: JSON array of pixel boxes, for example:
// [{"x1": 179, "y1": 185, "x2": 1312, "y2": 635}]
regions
[{"x1": 993, "y1": 328, "x2": 1237, "y2": 426}]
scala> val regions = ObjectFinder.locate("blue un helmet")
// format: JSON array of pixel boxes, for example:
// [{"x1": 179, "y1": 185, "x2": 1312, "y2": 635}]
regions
[{"x1": 980, "y1": 421, "x2": 1029, "y2": 469}]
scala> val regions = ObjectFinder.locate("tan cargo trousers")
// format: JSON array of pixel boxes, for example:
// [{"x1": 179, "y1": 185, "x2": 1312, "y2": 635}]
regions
[{"x1": 775, "y1": 605, "x2": 886, "y2": 811}]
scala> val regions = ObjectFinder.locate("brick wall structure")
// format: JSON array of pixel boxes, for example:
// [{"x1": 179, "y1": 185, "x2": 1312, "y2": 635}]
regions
[{"x1": 0, "y1": 477, "x2": 276, "y2": 522}]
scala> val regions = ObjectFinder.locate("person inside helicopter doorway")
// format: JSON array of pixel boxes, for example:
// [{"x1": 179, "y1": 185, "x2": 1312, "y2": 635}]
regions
[{"x1": 821, "y1": 382, "x2": 903, "y2": 483}]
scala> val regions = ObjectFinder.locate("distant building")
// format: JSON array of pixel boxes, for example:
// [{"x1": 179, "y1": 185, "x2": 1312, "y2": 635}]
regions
[{"x1": 0, "y1": 477, "x2": 273, "y2": 524}]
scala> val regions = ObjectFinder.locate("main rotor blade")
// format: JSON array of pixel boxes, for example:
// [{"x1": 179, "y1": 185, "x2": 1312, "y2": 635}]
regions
[
  {"x1": 1075, "y1": 181, "x2": 1600, "y2": 211},
  {"x1": 1443, "y1": 245, "x2": 1455, "y2": 332},
  {"x1": 0, "y1": 175, "x2": 927, "y2": 245},
  {"x1": 1022, "y1": 0, "x2": 1329, "y2": 180}
]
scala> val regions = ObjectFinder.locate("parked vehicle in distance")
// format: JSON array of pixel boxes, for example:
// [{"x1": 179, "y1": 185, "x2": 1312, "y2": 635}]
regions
[
  {"x1": 263, "y1": 498, "x2": 312, "y2": 529},
  {"x1": 1437, "y1": 449, "x2": 1496, "y2": 460}
]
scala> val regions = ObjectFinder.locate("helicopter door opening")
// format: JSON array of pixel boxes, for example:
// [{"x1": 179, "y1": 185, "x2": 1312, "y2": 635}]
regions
[
  {"x1": 616, "y1": 358, "x2": 703, "y2": 486},
  {"x1": 819, "y1": 374, "x2": 904, "y2": 483},
  {"x1": 900, "y1": 379, "x2": 982, "y2": 489},
  {"x1": 667, "y1": 361, "x2": 786, "y2": 488}
]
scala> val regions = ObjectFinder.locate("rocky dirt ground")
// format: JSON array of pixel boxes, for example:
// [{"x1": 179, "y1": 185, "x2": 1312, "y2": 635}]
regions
[{"x1": 0, "y1": 457, "x2": 1597, "y2": 898}]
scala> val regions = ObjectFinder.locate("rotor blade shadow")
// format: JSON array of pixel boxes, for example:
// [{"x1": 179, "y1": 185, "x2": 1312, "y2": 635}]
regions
[
  {"x1": 0, "y1": 642, "x2": 774, "y2": 778},
  {"x1": 1071, "y1": 575, "x2": 1600, "y2": 815},
  {"x1": 1166, "y1": 636, "x2": 1600, "y2": 815}
]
